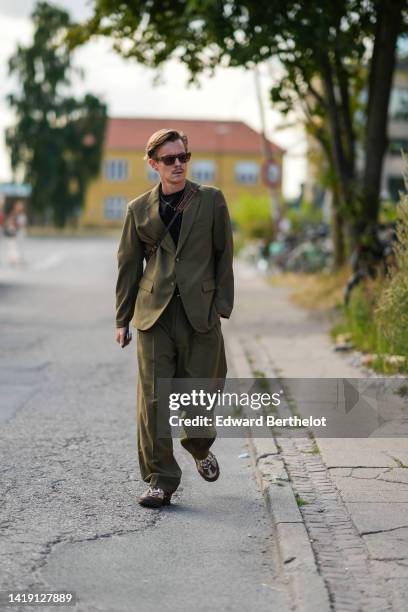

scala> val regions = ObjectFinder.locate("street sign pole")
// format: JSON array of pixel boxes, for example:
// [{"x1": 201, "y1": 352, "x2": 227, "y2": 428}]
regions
[{"x1": 253, "y1": 66, "x2": 281, "y2": 227}]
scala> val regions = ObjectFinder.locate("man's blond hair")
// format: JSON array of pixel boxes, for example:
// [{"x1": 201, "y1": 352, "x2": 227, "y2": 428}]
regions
[{"x1": 145, "y1": 129, "x2": 188, "y2": 160}]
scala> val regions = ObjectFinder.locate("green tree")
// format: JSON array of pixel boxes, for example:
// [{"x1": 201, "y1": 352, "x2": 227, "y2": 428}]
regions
[
  {"x1": 68, "y1": 0, "x2": 407, "y2": 245},
  {"x1": 268, "y1": 2, "x2": 406, "y2": 248},
  {"x1": 6, "y1": 1, "x2": 107, "y2": 227}
]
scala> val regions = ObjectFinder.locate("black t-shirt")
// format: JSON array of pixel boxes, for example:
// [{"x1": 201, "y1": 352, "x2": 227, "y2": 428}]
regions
[{"x1": 158, "y1": 185, "x2": 185, "y2": 246}]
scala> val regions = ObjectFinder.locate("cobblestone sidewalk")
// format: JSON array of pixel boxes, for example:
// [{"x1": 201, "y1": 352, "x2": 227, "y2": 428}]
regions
[{"x1": 222, "y1": 260, "x2": 408, "y2": 611}]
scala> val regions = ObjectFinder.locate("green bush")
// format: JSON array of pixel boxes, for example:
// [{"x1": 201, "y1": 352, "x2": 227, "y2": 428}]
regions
[
  {"x1": 379, "y1": 199, "x2": 398, "y2": 224},
  {"x1": 232, "y1": 194, "x2": 275, "y2": 241},
  {"x1": 286, "y1": 199, "x2": 323, "y2": 232},
  {"x1": 375, "y1": 174, "x2": 408, "y2": 356},
  {"x1": 345, "y1": 283, "x2": 379, "y2": 353},
  {"x1": 332, "y1": 156, "x2": 408, "y2": 371}
]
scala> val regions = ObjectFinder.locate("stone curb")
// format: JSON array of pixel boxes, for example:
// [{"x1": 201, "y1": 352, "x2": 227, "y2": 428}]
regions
[
  {"x1": 226, "y1": 335, "x2": 331, "y2": 611},
  {"x1": 247, "y1": 433, "x2": 331, "y2": 612}
]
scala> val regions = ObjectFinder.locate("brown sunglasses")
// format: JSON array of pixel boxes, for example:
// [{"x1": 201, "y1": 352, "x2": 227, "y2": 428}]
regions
[{"x1": 155, "y1": 152, "x2": 191, "y2": 166}]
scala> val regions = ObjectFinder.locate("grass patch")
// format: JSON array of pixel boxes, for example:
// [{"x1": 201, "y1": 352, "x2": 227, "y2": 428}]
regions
[
  {"x1": 330, "y1": 289, "x2": 408, "y2": 375},
  {"x1": 389, "y1": 456, "x2": 408, "y2": 468},
  {"x1": 344, "y1": 282, "x2": 381, "y2": 354},
  {"x1": 245, "y1": 351, "x2": 254, "y2": 366},
  {"x1": 253, "y1": 369, "x2": 266, "y2": 378},
  {"x1": 331, "y1": 280, "x2": 408, "y2": 373},
  {"x1": 302, "y1": 445, "x2": 320, "y2": 455},
  {"x1": 330, "y1": 159, "x2": 408, "y2": 374},
  {"x1": 269, "y1": 268, "x2": 350, "y2": 311},
  {"x1": 295, "y1": 494, "x2": 308, "y2": 507}
]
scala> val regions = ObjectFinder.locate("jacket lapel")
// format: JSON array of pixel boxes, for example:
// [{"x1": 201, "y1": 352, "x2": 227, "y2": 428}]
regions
[
  {"x1": 145, "y1": 180, "x2": 201, "y2": 257},
  {"x1": 145, "y1": 183, "x2": 176, "y2": 255},
  {"x1": 176, "y1": 180, "x2": 201, "y2": 255}
]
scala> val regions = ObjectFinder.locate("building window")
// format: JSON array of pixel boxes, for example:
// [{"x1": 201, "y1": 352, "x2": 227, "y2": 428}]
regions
[
  {"x1": 389, "y1": 88, "x2": 408, "y2": 121},
  {"x1": 389, "y1": 139, "x2": 408, "y2": 156},
  {"x1": 235, "y1": 161, "x2": 259, "y2": 184},
  {"x1": 146, "y1": 164, "x2": 160, "y2": 182},
  {"x1": 104, "y1": 196, "x2": 127, "y2": 219},
  {"x1": 104, "y1": 159, "x2": 128, "y2": 181},
  {"x1": 191, "y1": 160, "x2": 216, "y2": 183}
]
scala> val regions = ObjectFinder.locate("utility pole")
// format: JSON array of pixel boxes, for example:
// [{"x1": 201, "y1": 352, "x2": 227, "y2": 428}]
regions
[{"x1": 253, "y1": 65, "x2": 281, "y2": 228}]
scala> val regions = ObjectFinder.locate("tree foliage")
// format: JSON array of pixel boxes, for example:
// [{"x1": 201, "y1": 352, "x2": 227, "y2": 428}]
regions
[
  {"x1": 233, "y1": 193, "x2": 274, "y2": 240},
  {"x1": 69, "y1": 0, "x2": 407, "y2": 245},
  {"x1": 6, "y1": 2, "x2": 107, "y2": 227}
]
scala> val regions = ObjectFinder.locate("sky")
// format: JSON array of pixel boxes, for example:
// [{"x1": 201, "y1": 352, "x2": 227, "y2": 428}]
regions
[{"x1": 0, "y1": 0, "x2": 307, "y2": 197}]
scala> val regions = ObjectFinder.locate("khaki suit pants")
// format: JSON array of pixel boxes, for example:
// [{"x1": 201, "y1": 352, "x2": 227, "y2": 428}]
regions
[{"x1": 136, "y1": 292, "x2": 227, "y2": 493}]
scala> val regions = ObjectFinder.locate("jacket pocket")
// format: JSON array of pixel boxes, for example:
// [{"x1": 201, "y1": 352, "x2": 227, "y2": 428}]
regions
[
  {"x1": 139, "y1": 277, "x2": 154, "y2": 293},
  {"x1": 202, "y1": 278, "x2": 216, "y2": 292}
]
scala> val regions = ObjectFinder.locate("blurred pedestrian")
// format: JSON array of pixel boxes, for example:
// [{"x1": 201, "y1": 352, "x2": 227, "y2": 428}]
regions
[
  {"x1": 0, "y1": 199, "x2": 5, "y2": 229},
  {"x1": 4, "y1": 200, "x2": 27, "y2": 266}
]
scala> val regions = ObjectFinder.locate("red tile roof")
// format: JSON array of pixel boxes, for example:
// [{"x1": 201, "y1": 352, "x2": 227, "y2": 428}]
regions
[{"x1": 105, "y1": 117, "x2": 284, "y2": 155}]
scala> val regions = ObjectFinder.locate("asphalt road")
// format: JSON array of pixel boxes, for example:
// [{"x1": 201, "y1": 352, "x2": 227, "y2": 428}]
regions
[{"x1": 0, "y1": 237, "x2": 290, "y2": 612}]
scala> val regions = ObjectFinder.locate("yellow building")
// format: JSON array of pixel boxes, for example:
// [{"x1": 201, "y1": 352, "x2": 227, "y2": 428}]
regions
[{"x1": 81, "y1": 117, "x2": 284, "y2": 226}]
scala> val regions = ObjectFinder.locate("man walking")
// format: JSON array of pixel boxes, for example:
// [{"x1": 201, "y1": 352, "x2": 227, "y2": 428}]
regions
[{"x1": 115, "y1": 128, "x2": 234, "y2": 508}]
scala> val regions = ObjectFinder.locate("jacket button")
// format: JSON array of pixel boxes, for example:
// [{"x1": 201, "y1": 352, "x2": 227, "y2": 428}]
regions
[
  {"x1": 176, "y1": 257, "x2": 180, "y2": 262},
  {"x1": 171, "y1": 281, "x2": 174, "y2": 286}
]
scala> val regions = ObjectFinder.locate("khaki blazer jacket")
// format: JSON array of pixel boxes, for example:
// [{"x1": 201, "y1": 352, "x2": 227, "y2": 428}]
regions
[{"x1": 116, "y1": 179, "x2": 234, "y2": 332}]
